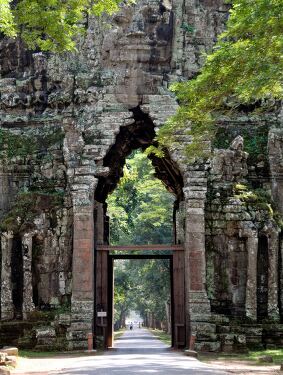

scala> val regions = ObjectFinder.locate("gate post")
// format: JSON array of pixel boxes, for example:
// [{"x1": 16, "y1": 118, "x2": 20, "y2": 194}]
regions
[
  {"x1": 68, "y1": 195, "x2": 95, "y2": 350},
  {"x1": 172, "y1": 251, "x2": 185, "y2": 348},
  {"x1": 184, "y1": 169, "x2": 211, "y2": 347}
]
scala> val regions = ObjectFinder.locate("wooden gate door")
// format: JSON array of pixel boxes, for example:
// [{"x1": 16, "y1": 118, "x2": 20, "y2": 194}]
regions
[
  {"x1": 172, "y1": 250, "x2": 185, "y2": 347},
  {"x1": 95, "y1": 249, "x2": 110, "y2": 348}
]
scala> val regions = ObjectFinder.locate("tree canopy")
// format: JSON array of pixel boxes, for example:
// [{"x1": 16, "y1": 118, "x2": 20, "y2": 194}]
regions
[
  {"x1": 114, "y1": 258, "x2": 171, "y2": 332},
  {"x1": 0, "y1": 0, "x2": 121, "y2": 52},
  {"x1": 107, "y1": 150, "x2": 175, "y2": 245},
  {"x1": 156, "y1": 0, "x2": 283, "y2": 159},
  {"x1": 108, "y1": 151, "x2": 173, "y2": 331}
]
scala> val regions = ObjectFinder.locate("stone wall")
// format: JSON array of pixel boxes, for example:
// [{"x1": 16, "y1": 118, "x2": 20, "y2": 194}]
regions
[{"x1": 0, "y1": 0, "x2": 282, "y2": 352}]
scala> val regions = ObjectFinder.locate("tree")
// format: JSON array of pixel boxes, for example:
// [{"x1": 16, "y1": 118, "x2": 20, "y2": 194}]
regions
[
  {"x1": 156, "y1": 0, "x2": 283, "y2": 159},
  {"x1": 133, "y1": 259, "x2": 171, "y2": 331},
  {"x1": 107, "y1": 150, "x2": 175, "y2": 245},
  {"x1": 109, "y1": 152, "x2": 173, "y2": 331},
  {"x1": 0, "y1": 0, "x2": 121, "y2": 52},
  {"x1": 113, "y1": 258, "x2": 171, "y2": 333},
  {"x1": 113, "y1": 260, "x2": 135, "y2": 329}
]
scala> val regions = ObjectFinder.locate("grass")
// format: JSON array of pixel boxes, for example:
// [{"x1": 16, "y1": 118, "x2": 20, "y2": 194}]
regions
[
  {"x1": 148, "y1": 328, "x2": 171, "y2": 346},
  {"x1": 114, "y1": 328, "x2": 126, "y2": 340},
  {"x1": 199, "y1": 348, "x2": 283, "y2": 365},
  {"x1": 19, "y1": 350, "x2": 63, "y2": 358}
]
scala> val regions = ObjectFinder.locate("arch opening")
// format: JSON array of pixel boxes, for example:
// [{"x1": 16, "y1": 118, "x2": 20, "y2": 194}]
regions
[
  {"x1": 94, "y1": 106, "x2": 184, "y2": 205},
  {"x1": 11, "y1": 235, "x2": 23, "y2": 319},
  {"x1": 93, "y1": 107, "x2": 185, "y2": 349}
]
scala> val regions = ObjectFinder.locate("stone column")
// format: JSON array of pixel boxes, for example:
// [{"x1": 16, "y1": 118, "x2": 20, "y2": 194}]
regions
[
  {"x1": 184, "y1": 169, "x2": 211, "y2": 334},
  {"x1": 1, "y1": 232, "x2": 14, "y2": 320},
  {"x1": 268, "y1": 128, "x2": 283, "y2": 215},
  {"x1": 22, "y1": 233, "x2": 35, "y2": 319},
  {"x1": 94, "y1": 202, "x2": 105, "y2": 245},
  {"x1": 267, "y1": 230, "x2": 280, "y2": 320},
  {"x1": 242, "y1": 229, "x2": 258, "y2": 321},
  {"x1": 68, "y1": 187, "x2": 96, "y2": 350},
  {"x1": 175, "y1": 201, "x2": 186, "y2": 244}
]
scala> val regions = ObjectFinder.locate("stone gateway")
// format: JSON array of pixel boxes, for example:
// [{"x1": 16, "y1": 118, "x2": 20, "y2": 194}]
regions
[{"x1": 0, "y1": 0, "x2": 282, "y2": 352}]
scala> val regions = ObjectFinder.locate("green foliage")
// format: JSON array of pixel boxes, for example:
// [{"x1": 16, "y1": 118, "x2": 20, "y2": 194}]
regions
[
  {"x1": 0, "y1": 129, "x2": 37, "y2": 159},
  {"x1": 113, "y1": 261, "x2": 135, "y2": 327},
  {"x1": 144, "y1": 145, "x2": 165, "y2": 158},
  {"x1": 235, "y1": 184, "x2": 271, "y2": 204},
  {"x1": 149, "y1": 328, "x2": 171, "y2": 345},
  {"x1": 114, "y1": 259, "x2": 171, "y2": 330},
  {"x1": 157, "y1": 0, "x2": 283, "y2": 159},
  {"x1": 0, "y1": 0, "x2": 123, "y2": 52},
  {"x1": 19, "y1": 349, "x2": 62, "y2": 357},
  {"x1": 213, "y1": 125, "x2": 269, "y2": 163},
  {"x1": 109, "y1": 152, "x2": 173, "y2": 328},
  {"x1": 107, "y1": 150, "x2": 175, "y2": 245},
  {"x1": 0, "y1": 190, "x2": 64, "y2": 232},
  {"x1": 0, "y1": 128, "x2": 64, "y2": 160},
  {"x1": 234, "y1": 184, "x2": 277, "y2": 218},
  {"x1": 180, "y1": 22, "x2": 194, "y2": 34},
  {"x1": 200, "y1": 348, "x2": 283, "y2": 365},
  {"x1": 0, "y1": 0, "x2": 16, "y2": 36},
  {"x1": 132, "y1": 259, "x2": 170, "y2": 324}
]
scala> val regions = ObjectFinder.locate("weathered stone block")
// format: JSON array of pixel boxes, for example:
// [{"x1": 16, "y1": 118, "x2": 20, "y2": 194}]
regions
[
  {"x1": 1, "y1": 348, "x2": 18, "y2": 357},
  {"x1": 0, "y1": 353, "x2": 6, "y2": 366},
  {"x1": 57, "y1": 314, "x2": 71, "y2": 326},
  {"x1": 35, "y1": 327, "x2": 56, "y2": 346},
  {"x1": 195, "y1": 341, "x2": 221, "y2": 352},
  {"x1": 0, "y1": 366, "x2": 10, "y2": 375}
]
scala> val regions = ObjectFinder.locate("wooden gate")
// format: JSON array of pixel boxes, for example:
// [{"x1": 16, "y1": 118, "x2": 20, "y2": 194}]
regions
[{"x1": 95, "y1": 244, "x2": 185, "y2": 349}]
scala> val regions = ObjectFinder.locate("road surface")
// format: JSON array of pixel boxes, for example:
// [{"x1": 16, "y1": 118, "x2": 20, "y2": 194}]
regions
[{"x1": 13, "y1": 328, "x2": 228, "y2": 374}]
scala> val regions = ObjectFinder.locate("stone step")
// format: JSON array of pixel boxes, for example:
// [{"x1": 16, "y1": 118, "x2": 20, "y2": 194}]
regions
[
  {"x1": 197, "y1": 333, "x2": 218, "y2": 341},
  {"x1": 195, "y1": 341, "x2": 221, "y2": 352}
]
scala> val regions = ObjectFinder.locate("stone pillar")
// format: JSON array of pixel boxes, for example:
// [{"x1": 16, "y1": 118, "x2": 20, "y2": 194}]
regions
[
  {"x1": 184, "y1": 169, "x2": 211, "y2": 337},
  {"x1": 267, "y1": 230, "x2": 280, "y2": 320},
  {"x1": 243, "y1": 229, "x2": 258, "y2": 321},
  {"x1": 268, "y1": 128, "x2": 283, "y2": 215},
  {"x1": 175, "y1": 201, "x2": 185, "y2": 244},
  {"x1": 22, "y1": 233, "x2": 35, "y2": 319},
  {"x1": 68, "y1": 196, "x2": 95, "y2": 350},
  {"x1": 1, "y1": 232, "x2": 14, "y2": 320},
  {"x1": 63, "y1": 113, "x2": 98, "y2": 349},
  {"x1": 94, "y1": 202, "x2": 104, "y2": 245}
]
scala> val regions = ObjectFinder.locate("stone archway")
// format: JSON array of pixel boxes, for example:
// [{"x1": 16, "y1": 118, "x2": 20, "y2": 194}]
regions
[
  {"x1": 91, "y1": 110, "x2": 186, "y2": 348},
  {"x1": 66, "y1": 103, "x2": 211, "y2": 350}
]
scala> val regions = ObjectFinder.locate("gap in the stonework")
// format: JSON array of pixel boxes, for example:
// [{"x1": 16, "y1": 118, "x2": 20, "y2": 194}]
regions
[
  {"x1": 112, "y1": 256, "x2": 172, "y2": 348},
  {"x1": 12, "y1": 235, "x2": 23, "y2": 319},
  {"x1": 106, "y1": 149, "x2": 175, "y2": 346},
  {"x1": 106, "y1": 149, "x2": 175, "y2": 248}
]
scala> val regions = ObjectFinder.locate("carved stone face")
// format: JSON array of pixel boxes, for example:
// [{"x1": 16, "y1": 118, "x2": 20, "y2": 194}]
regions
[{"x1": 101, "y1": 0, "x2": 173, "y2": 106}]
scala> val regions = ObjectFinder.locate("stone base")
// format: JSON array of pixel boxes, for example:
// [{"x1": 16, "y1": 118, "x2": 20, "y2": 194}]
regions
[
  {"x1": 0, "y1": 366, "x2": 10, "y2": 375},
  {"x1": 195, "y1": 341, "x2": 221, "y2": 352},
  {"x1": 184, "y1": 349, "x2": 198, "y2": 358},
  {"x1": 188, "y1": 292, "x2": 211, "y2": 317},
  {"x1": 67, "y1": 300, "x2": 94, "y2": 350}
]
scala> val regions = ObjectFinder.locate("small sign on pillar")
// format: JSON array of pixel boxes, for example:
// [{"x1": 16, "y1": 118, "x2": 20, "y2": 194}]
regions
[
  {"x1": 97, "y1": 311, "x2": 107, "y2": 326},
  {"x1": 97, "y1": 311, "x2": 107, "y2": 317}
]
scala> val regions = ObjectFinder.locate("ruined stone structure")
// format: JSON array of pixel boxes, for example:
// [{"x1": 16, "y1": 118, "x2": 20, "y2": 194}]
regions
[{"x1": 0, "y1": 0, "x2": 283, "y2": 352}]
